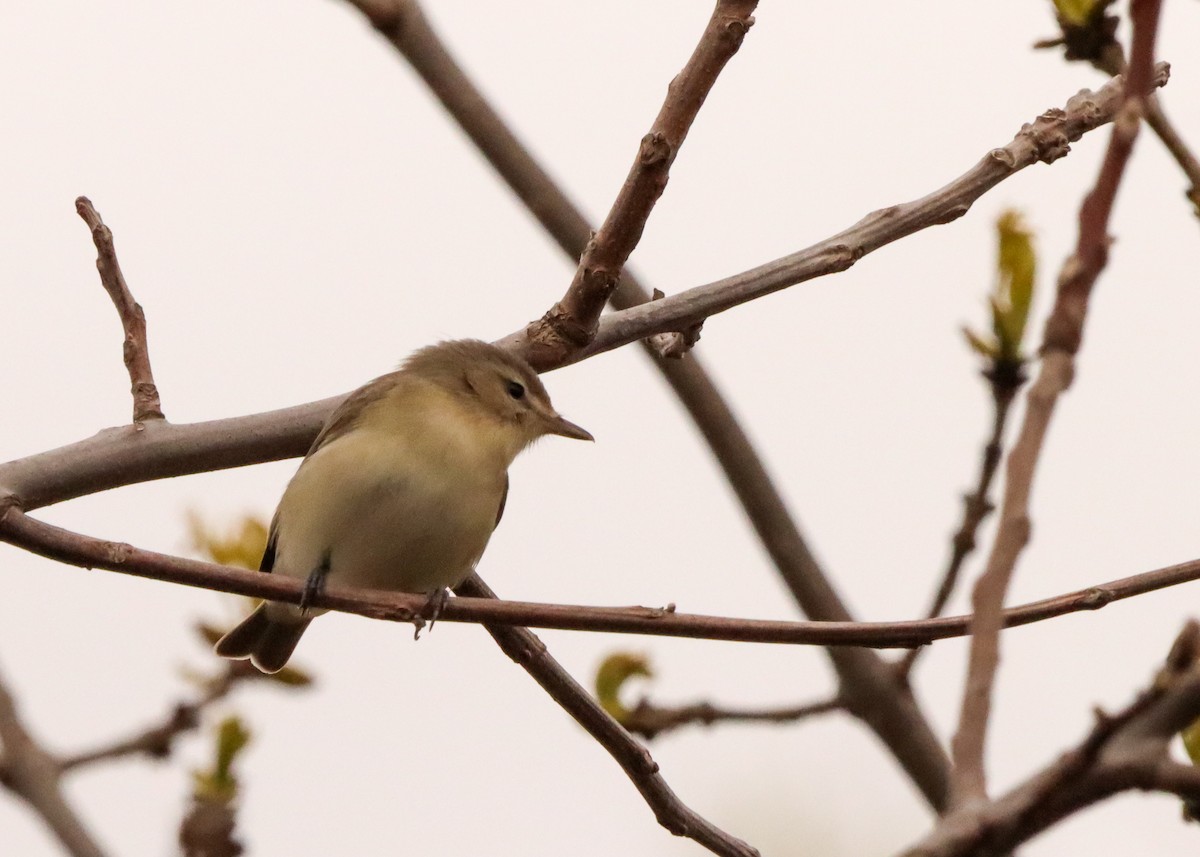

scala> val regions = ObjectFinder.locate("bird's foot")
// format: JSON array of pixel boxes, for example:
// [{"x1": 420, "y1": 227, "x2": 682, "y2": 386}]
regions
[
  {"x1": 413, "y1": 587, "x2": 451, "y2": 640},
  {"x1": 299, "y1": 559, "x2": 330, "y2": 617}
]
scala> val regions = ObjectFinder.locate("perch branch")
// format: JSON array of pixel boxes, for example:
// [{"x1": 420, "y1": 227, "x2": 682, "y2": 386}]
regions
[
  {"x1": 3, "y1": 504, "x2": 1200, "y2": 649},
  {"x1": 75, "y1": 197, "x2": 164, "y2": 424},
  {"x1": 948, "y1": 0, "x2": 1164, "y2": 809}
]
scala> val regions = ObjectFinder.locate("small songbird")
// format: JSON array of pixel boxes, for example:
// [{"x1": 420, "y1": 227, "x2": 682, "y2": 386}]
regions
[{"x1": 214, "y1": 339, "x2": 592, "y2": 673}]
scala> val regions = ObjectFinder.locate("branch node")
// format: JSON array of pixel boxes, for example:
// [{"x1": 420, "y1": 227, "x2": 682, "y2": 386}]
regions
[
  {"x1": 989, "y1": 147, "x2": 1018, "y2": 168},
  {"x1": 827, "y1": 244, "x2": 860, "y2": 272},
  {"x1": 1079, "y1": 587, "x2": 1114, "y2": 610},
  {"x1": 719, "y1": 15, "x2": 754, "y2": 48},
  {"x1": 936, "y1": 204, "x2": 971, "y2": 225},
  {"x1": 638, "y1": 132, "x2": 674, "y2": 167}
]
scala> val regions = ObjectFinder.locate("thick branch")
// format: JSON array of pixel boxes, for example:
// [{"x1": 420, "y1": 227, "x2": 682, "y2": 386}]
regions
[
  {"x1": 456, "y1": 575, "x2": 758, "y2": 857},
  {"x1": 0, "y1": 67, "x2": 1159, "y2": 516},
  {"x1": 901, "y1": 622, "x2": 1200, "y2": 857},
  {"x1": 4, "y1": 505, "x2": 1200, "y2": 649},
  {"x1": 948, "y1": 0, "x2": 1164, "y2": 809},
  {"x1": 75, "y1": 197, "x2": 164, "y2": 424},
  {"x1": 0, "y1": 666, "x2": 107, "y2": 857}
]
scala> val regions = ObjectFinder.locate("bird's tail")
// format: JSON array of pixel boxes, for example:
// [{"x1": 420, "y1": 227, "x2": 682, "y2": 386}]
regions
[{"x1": 214, "y1": 603, "x2": 312, "y2": 674}]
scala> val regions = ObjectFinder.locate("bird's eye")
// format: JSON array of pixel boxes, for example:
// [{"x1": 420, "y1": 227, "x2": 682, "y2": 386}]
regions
[{"x1": 506, "y1": 380, "x2": 526, "y2": 400}]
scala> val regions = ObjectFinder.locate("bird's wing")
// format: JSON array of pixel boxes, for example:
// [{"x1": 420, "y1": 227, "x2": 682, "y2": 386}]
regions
[
  {"x1": 256, "y1": 373, "x2": 404, "y2": 574},
  {"x1": 494, "y1": 474, "x2": 508, "y2": 530},
  {"x1": 305, "y1": 371, "x2": 406, "y2": 458},
  {"x1": 259, "y1": 509, "x2": 280, "y2": 573}
]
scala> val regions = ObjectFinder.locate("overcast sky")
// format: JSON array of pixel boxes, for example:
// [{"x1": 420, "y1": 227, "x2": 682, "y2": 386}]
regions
[{"x1": 3, "y1": 2, "x2": 1200, "y2": 855}]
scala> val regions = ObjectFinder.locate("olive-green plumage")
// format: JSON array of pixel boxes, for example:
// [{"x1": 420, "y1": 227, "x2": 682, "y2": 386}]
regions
[{"x1": 214, "y1": 340, "x2": 591, "y2": 673}]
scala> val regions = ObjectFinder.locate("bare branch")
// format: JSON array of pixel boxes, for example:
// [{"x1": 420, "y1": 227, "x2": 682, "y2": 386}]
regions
[
  {"x1": 1046, "y1": 9, "x2": 1200, "y2": 221},
  {"x1": 550, "y1": 62, "x2": 1170, "y2": 366},
  {"x1": 0, "y1": 398, "x2": 327, "y2": 512},
  {"x1": 456, "y1": 575, "x2": 759, "y2": 857},
  {"x1": 901, "y1": 621, "x2": 1200, "y2": 857},
  {"x1": 519, "y1": 0, "x2": 758, "y2": 363},
  {"x1": 0, "y1": 665, "x2": 108, "y2": 857},
  {"x1": 1144, "y1": 97, "x2": 1200, "y2": 218},
  {"x1": 75, "y1": 197, "x2": 164, "y2": 424},
  {"x1": 896, "y1": 361, "x2": 1026, "y2": 681},
  {"x1": 58, "y1": 665, "x2": 243, "y2": 772},
  {"x1": 4, "y1": 503, "x2": 1200, "y2": 650},
  {"x1": 0, "y1": 66, "x2": 1159, "y2": 516},
  {"x1": 621, "y1": 695, "x2": 842, "y2": 741},
  {"x1": 948, "y1": 0, "x2": 1165, "y2": 809}
]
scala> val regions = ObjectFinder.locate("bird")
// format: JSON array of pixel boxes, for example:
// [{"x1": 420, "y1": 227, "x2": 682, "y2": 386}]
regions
[{"x1": 214, "y1": 339, "x2": 592, "y2": 673}]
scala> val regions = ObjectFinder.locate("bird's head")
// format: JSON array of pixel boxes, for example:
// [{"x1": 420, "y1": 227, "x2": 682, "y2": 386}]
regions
[{"x1": 404, "y1": 340, "x2": 593, "y2": 454}]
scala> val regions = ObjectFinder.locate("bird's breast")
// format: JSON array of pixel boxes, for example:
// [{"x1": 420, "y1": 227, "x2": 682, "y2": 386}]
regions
[{"x1": 273, "y1": 426, "x2": 506, "y2": 594}]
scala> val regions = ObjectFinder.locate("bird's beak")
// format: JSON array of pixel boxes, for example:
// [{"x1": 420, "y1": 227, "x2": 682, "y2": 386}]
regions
[{"x1": 545, "y1": 413, "x2": 594, "y2": 442}]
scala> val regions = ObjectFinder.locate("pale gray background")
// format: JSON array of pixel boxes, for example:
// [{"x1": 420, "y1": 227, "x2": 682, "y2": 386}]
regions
[{"x1": 2, "y1": 1, "x2": 1199, "y2": 855}]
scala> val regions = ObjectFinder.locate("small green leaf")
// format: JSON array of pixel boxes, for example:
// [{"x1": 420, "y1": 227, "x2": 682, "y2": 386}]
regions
[
  {"x1": 194, "y1": 622, "x2": 226, "y2": 648},
  {"x1": 1052, "y1": 0, "x2": 1102, "y2": 27},
  {"x1": 594, "y1": 653, "x2": 652, "y2": 723},
  {"x1": 188, "y1": 513, "x2": 270, "y2": 570},
  {"x1": 1183, "y1": 717, "x2": 1200, "y2": 766},
  {"x1": 192, "y1": 716, "x2": 252, "y2": 804},
  {"x1": 992, "y1": 210, "x2": 1037, "y2": 362},
  {"x1": 267, "y1": 665, "x2": 314, "y2": 688},
  {"x1": 962, "y1": 326, "x2": 999, "y2": 359}
]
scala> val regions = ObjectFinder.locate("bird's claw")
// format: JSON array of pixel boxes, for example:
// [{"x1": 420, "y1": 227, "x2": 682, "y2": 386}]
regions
[
  {"x1": 299, "y1": 560, "x2": 329, "y2": 617},
  {"x1": 413, "y1": 587, "x2": 451, "y2": 640}
]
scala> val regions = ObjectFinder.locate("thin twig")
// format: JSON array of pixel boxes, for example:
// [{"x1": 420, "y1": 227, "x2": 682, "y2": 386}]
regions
[
  {"x1": 896, "y1": 361, "x2": 1026, "y2": 681},
  {"x1": 1143, "y1": 98, "x2": 1200, "y2": 217},
  {"x1": 58, "y1": 666, "x2": 241, "y2": 772},
  {"x1": 621, "y1": 695, "x2": 842, "y2": 741},
  {"x1": 75, "y1": 197, "x2": 165, "y2": 424},
  {"x1": 948, "y1": 0, "x2": 1164, "y2": 810},
  {"x1": 456, "y1": 574, "x2": 759, "y2": 857},
  {"x1": 1060, "y1": 20, "x2": 1200, "y2": 221},
  {"x1": 900, "y1": 621, "x2": 1200, "y2": 857},
  {"x1": 0, "y1": 665, "x2": 108, "y2": 857},
  {"x1": 4, "y1": 503, "x2": 1200, "y2": 649}
]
